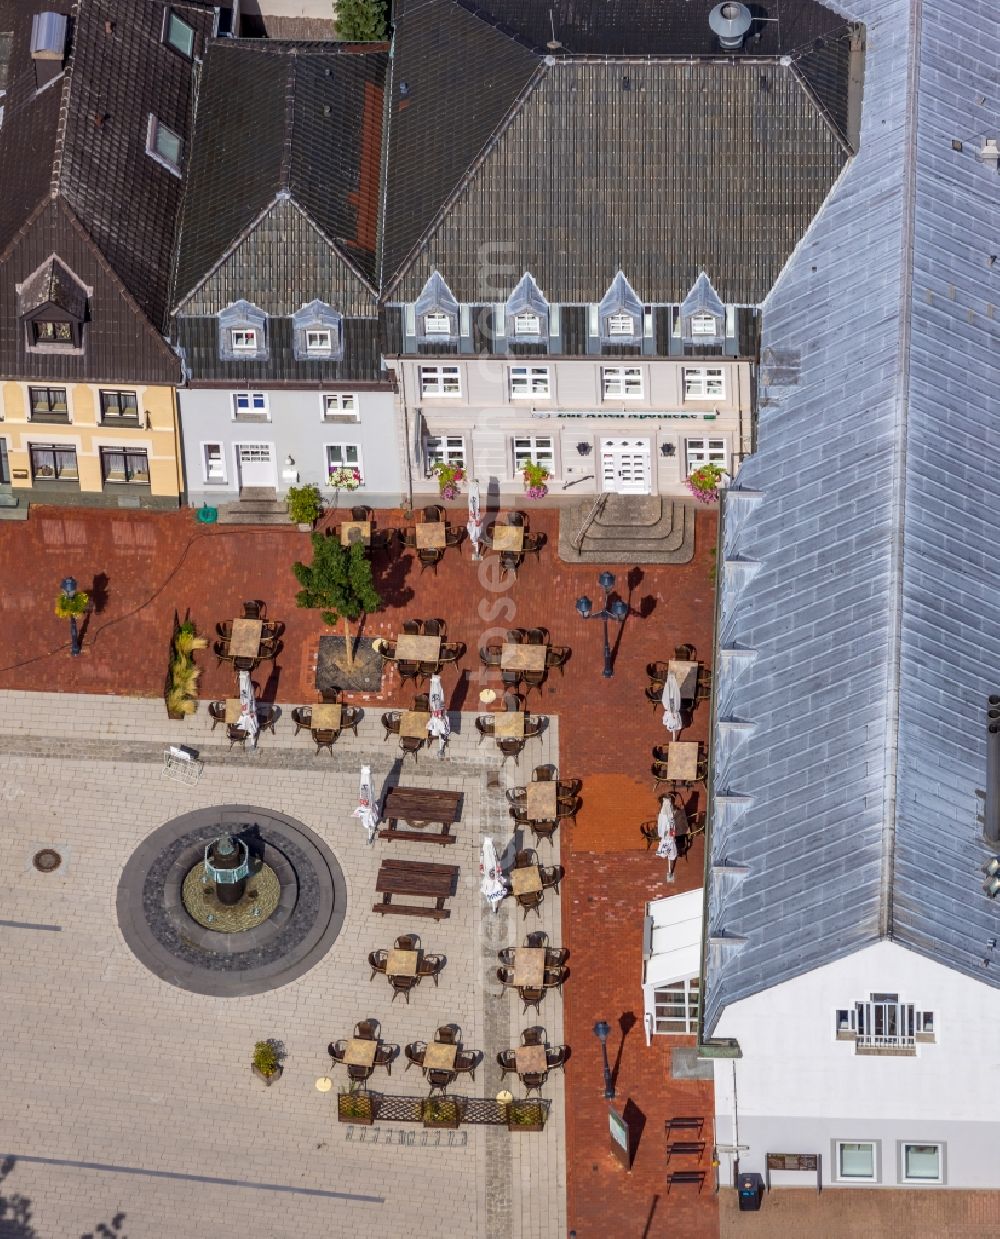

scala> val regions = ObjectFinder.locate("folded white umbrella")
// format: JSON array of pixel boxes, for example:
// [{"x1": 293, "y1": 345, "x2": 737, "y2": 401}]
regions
[
  {"x1": 468, "y1": 479, "x2": 481, "y2": 522},
  {"x1": 467, "y1": 480, "x2": 483, "y2": 556},
  {"x1": 480, "y1": 836, "x2": 509, "y2": 913},
  {"x1": 429, "y1": 674, "x2": 446, "y2": 712},
  {"x1": 352, "y1": 765, "x2": 379, "y2": 845},
  {"x1": 661, "y1": 671, "x2": 683, "y2": 739},
  {"x1": 657, "y1": 798, "x2": 676, "y2": 838},
  {"x1": 238, "y1": 669, "x2": 259, "y2": 747}
]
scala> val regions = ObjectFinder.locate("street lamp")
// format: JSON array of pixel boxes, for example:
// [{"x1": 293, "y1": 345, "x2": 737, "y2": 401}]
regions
[
  {"x1": 576, "y1": 571, "x2": 629, "y2": 677},
  {"x1": 59, "y1": 576, "x2": 81, "y2": 657},
  {"x1": 593, "y1": 1020, "x2": 615, "y2": 1098}
]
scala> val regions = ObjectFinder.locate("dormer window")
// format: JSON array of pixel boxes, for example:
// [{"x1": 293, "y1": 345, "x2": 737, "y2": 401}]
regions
[
  {"x1": 32, "y1": 321, "x2": 73, "y2": 345},
  {"x1": 691, "y1": 313, "x2": 717, "y2": 336},
  {"x1": 146, "y1": 114, "x2": 183, "y2": 176},
  {"x1": 219, "y1": 301, "x2": 268, "y2": 361},
  {"x1": 231, "y1": 328, "x2": 257, "y2": 352},
  {"x1": 607, "y1": 312, "x2": 634, "y2": 337},
  {"x1": 164, "y1": 10, "x2": 195, "y2": 57},
  {"x1": 504, "y1": 273, "x2": 549, "y2": 343},
  {"x1": 424, "y1": 311, "x2": 452, "y2": 336},
  {"x1": 598, "y1": 272, "x2": 644, "y2": 344},
  {"x1": 306, "y1": 329, "x2": 333, "y2": 353},
  {"x1": 679, "y1": 272, "x2": 727, "y2": 343},
  {"x1": 514, "y1": 312, "x2": 541, "y2": 336},
  {"x1": 292, "y1": 300, "x2": 343, "y2": 361},
  {"x1": 414, "y1": 271, "x2": 459, "y2": 342},
  {"x1": 18, "y1": 256, "x2": 89, "y2": 354}
]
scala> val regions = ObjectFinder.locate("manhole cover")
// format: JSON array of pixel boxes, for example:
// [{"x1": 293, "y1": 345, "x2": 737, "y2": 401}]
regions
[{"x1": 33, "y1": 848, "x2": 62, "y2": 873}]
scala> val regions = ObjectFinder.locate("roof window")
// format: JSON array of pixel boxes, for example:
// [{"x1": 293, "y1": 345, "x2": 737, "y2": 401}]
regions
[
  {"x1": 164, "y1": 10, "x2": 195, "y2": 58},
  {"x1": 146, "y1": 114, "x2": 183, "y2": 176}
]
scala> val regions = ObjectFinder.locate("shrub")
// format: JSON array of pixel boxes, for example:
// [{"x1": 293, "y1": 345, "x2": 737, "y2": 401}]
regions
[
  {"x1": 287, "y1": 484, "x2": 323, "y2": 527},
  {"x1": 253, "y1": 1040, "x2": 279, "y2": 1077},
  {"x1": 335, "y1": 0, "x2": 387, "y2": 41}
]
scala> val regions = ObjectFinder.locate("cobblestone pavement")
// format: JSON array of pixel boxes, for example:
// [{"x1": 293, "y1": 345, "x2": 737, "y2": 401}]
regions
[{"x1": 0, "y1": 692, "x2": 563, "y2": 1239}]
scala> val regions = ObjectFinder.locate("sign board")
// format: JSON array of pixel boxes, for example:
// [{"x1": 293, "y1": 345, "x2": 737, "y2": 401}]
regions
[
  {"x1": 608, "y1": 1105, "x2": 632, "y2": 1171},
  {"x1": 765, "y1": 1152, "x2": 821, "y2": 1192}
]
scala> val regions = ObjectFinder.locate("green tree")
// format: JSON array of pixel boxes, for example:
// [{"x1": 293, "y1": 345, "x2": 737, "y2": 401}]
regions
[
  {"x1": 293, "y1": 534, "x2": 382, "y2": 668},
  {"x1": 335, "y1": 0, "x2": 387, "y2": 41}
]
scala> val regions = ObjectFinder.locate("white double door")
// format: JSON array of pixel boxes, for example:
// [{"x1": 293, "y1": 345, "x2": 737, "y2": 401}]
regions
[
  {"x1": 601, "y1": 437, "x2": 651, "y2": 494},
  {"x1": 235, "y1": 442, "x2": 277, "y2": 490}
]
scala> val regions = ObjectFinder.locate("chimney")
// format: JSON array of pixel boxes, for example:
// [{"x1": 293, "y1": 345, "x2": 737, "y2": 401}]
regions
[
  {"x1": 985, "y1": 696, "x2": 1000, "y2": 843},
  {"x1": 30, "y1": 12, "x2": 68, "y2": 90},
  {"x1": 708, "y1": 2, "x2": 753, "y2": 51},
  {"x1": 977, "y1": 139, "x2": 1000, "y2": 170}
]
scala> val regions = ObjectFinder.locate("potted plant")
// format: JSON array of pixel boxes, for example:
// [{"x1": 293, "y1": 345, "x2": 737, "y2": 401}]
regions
[
  {"x1": 522, "y1": 461, "x2": 550, "y2": 500},
  {"x1": 506, "y1": 1099, "x2": 546, "y2": 1133},
  {"x1": 166, "y1": 621, "x2": 208, "y2": 719},
  {"x1": 431, "y1": 461, "x2": 464, "y2": 500},
  {"x1": 685, "y1": 462, "x2": 725, "y2": 504},
  {"x1": 328, "y1": 465, "x2": 362, "y2": 493},
  {"x1": 337, "y1": 1088, "x2": 377, "y2": 1125},
  {"x1": 421, "y1": 1096, "x2": 463, "y2": 1129},
  {"x1": 287, "y1": 483, "x2": 323, "y2": 531},
  {"x1": 251, "y1": 1040, "x2": 282, "y2": 1086}
]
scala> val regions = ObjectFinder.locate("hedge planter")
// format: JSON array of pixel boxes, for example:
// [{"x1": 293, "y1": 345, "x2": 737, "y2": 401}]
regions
[
  {"x1": 338, "y1": 1090, "x2": 377, "y2": 1125},
  {"x1": 251, "y1": 1039, "x2": 282, "y2": 1086},
  {"x1": 507, "y1": 1100, "x2": 546, "y2": 1133},
  {"x1": 421, "y1": 1097, "x2": 463, "y2": 1129},
  {"x1": 252, "y1": 1063, "x2": 282, "y2": 1087}
]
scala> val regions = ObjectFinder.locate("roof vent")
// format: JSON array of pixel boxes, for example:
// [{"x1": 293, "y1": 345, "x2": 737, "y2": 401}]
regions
[
  {"x1": 30, "y1": 12, "x2": 68, "y2": 89},
  {"x1": 709, "y1": 2, "x2": 752, "y2": 51},
  {"x1": 978, "y1": 138, "x2": 1000, "y2": 170},
  {"x1": 399, "y1": 80, "x2": 410, "y2": 98}
]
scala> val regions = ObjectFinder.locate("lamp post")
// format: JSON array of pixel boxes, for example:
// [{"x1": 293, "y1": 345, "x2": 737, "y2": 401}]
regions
[
  {"x1": 576, "y1": 571, "x2": 629, "y2": 678},
  {"x1": 60, "y1": 576, "x2": 81, "y2": 657},
  {"x1": 593, "y1": 1020, "x2": 615, "y2": 1098}
]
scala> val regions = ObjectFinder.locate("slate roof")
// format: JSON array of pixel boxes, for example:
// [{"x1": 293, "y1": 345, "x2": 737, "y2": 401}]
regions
[
  {"x1": 704, "y1": 0, "x2": 1000, "y2": 1038},
  {"x1": 173, "y1": 38, "x2": 388, "y2": 309}
]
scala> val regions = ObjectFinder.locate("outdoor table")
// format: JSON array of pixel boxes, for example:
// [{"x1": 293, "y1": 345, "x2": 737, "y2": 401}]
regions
[
  {"x1": 396, "y1": 633, "x2": 441, "y2": 662},
  {"x1": 339, "y1": 520, "x2": 371, "y2": 547},
  {"x1": 423, "y1": 1041, "x2": 458, "y2": 1071},
  {"x1": 512, "y1": 947, "x2": 545, "y2": 988},
  {"x1": 379, "y1": 787, "x2": 462, "y2": 846},
  {"x1": 386, "y1": 948, "x2": 420, "y2": 976},
  {"x1": 511, "y1": 865, "x2": 541, "y2": 896},
  {"x1": 492, "y1": 524, "x2": 525, "y2": 552},
  {"x1": 415, "y1": 523, "x2": 447, "y2": 550},
  {"x1": 344, "y1": 1038, "x2": 378, "y2": 1068},
  {"x1": 400, "y1": 710, "x2": 431, "y2": 739},
  {"x1": 229, "y1": 618, "x2": 263, "y2": 659},
  {"x1": 501, "y1": 643, "x2": 546, "y2": 672},
  {"x1": 668, "y1": 660, "x2": 699, "y2": 703},
  {"x1": 224, "y1": 698, "x2": 243, "y2": 724},
  {"x1": 515, "y1": 1044, "x2": 547, "y2": 1074},
  {"x1": 666, "y1": 742, "x2": 699, "y2": 782},
  {"x1": 311, "y1": 703, "x2": 342, "y2": 729},
  {"x1": 525, "y1": 782, "x2": 557, "y2": 821},
  {"x1": 494, "y1": 712, "x2": 525, "y2": 739}
]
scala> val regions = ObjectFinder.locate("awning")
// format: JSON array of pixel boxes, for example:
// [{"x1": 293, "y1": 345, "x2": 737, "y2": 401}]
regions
[{"x1": 642, "y1": 889, "x2": 703, "y2": 991}]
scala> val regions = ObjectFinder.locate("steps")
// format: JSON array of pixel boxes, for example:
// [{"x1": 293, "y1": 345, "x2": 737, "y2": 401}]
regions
[
  {"x1": 557, "y1": 494, "x2": 696, "y2": 564},
  {"x1": 215, "y1": 488, "x2": 290, "y2": 526}
]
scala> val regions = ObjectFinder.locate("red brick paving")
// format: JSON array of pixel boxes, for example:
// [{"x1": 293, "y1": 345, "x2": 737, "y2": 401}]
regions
[{"x1": 0, "y1": 501, "x2": 719, "y2": 1238}]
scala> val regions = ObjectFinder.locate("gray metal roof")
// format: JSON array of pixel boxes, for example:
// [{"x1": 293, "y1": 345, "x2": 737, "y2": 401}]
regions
[{"x1": 705, "y1": 0, "x2": 1000, "y2": 1037}]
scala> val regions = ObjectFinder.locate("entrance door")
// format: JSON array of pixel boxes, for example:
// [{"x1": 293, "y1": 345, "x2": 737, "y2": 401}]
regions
[
  {"x1": 235, "y1": 442, "x2": 276, "y2": 491},
  {"x1": 601, "y1": 438, "x2": 651, "y2": 494}
]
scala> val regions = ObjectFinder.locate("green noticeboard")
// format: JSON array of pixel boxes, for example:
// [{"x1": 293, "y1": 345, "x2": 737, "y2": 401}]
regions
[{"x1": 608, "y1": 1105, "x2": 632, "y2": 1171}]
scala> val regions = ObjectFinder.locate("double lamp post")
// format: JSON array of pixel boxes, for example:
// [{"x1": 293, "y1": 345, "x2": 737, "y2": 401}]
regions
[{"x1": 576, "y1": 571, "x2": 629, "y2": 678}]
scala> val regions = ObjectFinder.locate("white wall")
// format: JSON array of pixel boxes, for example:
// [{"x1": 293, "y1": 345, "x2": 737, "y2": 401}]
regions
[{"x1": 711, "y1": 940, "x2": 1000, "y2": 1188}]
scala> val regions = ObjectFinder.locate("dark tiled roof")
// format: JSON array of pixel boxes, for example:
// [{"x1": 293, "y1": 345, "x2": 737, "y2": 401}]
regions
[
  {"x1": 389, "y1": 57, "x2": 849, "y2": 306},
  {"x1": 173, "y1": 39, "x2": 387, "y2": 308}
]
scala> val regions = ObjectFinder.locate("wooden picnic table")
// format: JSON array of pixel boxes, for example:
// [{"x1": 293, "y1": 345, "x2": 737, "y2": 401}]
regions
[
  {"x1": 224, "y1": 698, "x2": 243, "y2": 724},
  {"x1": 379, "y1": 786, "x2": 462, "y2": 846},
  {"x1": 510, "y1": 865, "x2": 541, "y2": 896},
  {"x1": 492, "y1": 524, "x2": 524, "y2": 552},
  {"x1": 400, "y1": 709, "x2": 431, "y2": 739},
  {"x1": 386, "y1": 948, "x2": 420, "y2": 977},
  {"x1": 311, "y1": 703, "x2": 342, "y2": 729},
  {"x1": 501, "y1": 643, "x2": 546, "y2": 672},
  {"x1": 423, "y1": 1041, "x2": 458, "y2": 1071},
  {"x1": 339, "y1": 520, "x2": 372, "y2": 547},
  {"x1": 229, "y1": 618, "x2": 263, "y2": 659},
  {"x1": 494, "y1": 712, "x2": 525, "y2": 739},
  {"x1": 515, "y1": 1044, "x2": 547, "y2": 1074},
  {"x1": 396, "y1": 634, "x2": 441, "y2": 662},
  {"x1": 666, "y1": 742, "x2": 700, "y2": 782},
  {"x1": 373, "y1": 859, "x2": 459, "y2": 919},
  {"x1": 668, "y1": 659, "x2": 699, "y2": 702},
  {"x1": 415, "y1": 523, "x2": 447, "y2": 550},
  {"x1": 512, "y1": 947, "x2": 545, "y2": 988},
  {"x1": 344, "y1": 1038, "x2": 378, "y2": 1068},
  {"x1": 525, "y1": 782, "x2": 557, "y2": 821}
]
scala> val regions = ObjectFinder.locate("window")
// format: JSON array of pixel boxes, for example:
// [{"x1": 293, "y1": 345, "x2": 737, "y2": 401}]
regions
[
  {"x1": 146, "y1": 115, "x2": 183, "y2": 174},
  {"x1": 29, "y1": 444, "x2": 78, "y2": 481},
  {"x1": 509, "y1": 366, "x2": 550, "y2": 398},
  {"x1": 691, "y1": 312, "x2": 719, "y2": 336},
  {"x1": 164, "y1": 10, "x2": 195, "y2": 57},
  {"x1": 231, "y1": 329, "x2": 258, "y2": 353},
  {"x1": 326, "y1": 443, "x2": 363, "y2": 485},
  {"x1": 837, "y1": 1142, "x2": 877, "y2": 1182},
  {"x1": 513, "y1": 434, "x2": 555, "y2": 475},
  {"x1": 836, "y1": 995, "x2": 934, "y2": 1052},
  {"x1": 101, "y1": 447, "x2": 150, "y2": 485},
  {"x1": 683, "y1": 367, "x2": 725, "y2": 400},
  {"x1": 514, "y1": 312, "x2": 541, "y2": 336},
  {"x1": 603, "y1": 366, "x2": 643, "y2": 399},
  {"x1": 419, "y1": 365, "x2": 461, "y2": 397},
  {"x1": 425, "y1": 434, "x2": 466, "y2": 470},
  {"x1": 902, "y1": 1143, "x2": 942, "y2": 1184},
  {"x1": 686, "y1": 438, "x2": 727, "y2": 474},
  {"x1": 232, "y1": 391, "x2": 268, "y2": 420},
  {"x1": 28, "y1": 387, "x2": 68, "y2": 421},
  {"x1": 100, "y1": 390, "x2": 139, "y2": 423},
  {"x1": 32, "y1": 321, "x2": 73, "y2": 345},
  {"x1": 322, "y1": 393, "x2": 359, "y2": 421},
  {"x1": 607, "y1": 312, "x2": 634, "y2": 337},
  {"x1": 202, "y1": 443, "x2": 226, "y2": 484},
  {"x1": 653, "y1": 978, "x2": 699, "y2": 1034},
  {"x1": 305, "y1": 329, "x2": 333, "y2": 354},
  {"x1": 423, "y1": 311, "x2": 452, "y2": 335}
]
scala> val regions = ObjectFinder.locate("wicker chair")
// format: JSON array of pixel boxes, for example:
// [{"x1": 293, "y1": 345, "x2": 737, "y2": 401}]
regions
[
  {"x1": 381, "y1": 710, "x2": 402, "y2": 740},
  {"x1": 509, "y1": 806, "x2": 530, "y2": 827},
  {"x1": 215, "y1": 621, "x2": 232, "y2": 640},
  {"x1": 507, "y1": 629, "x2": 526, "y2": 644},
  {"x1": 647, "y1": 661, "x2": 670, "y2": 685},
  {"x1": 213, "y1": 639, "x2": 232, "y2": 666},
  {"x1": 347, "y1": 1062, "x2": 374, "y2": 1086},
  {"x1": 521, "y1": 1027, "x2": 546, "y2": 1047},
  {"x1": 256, "y1": 703, "x2": 278, "y2": 735},
  {"x1": 524, "y1": 930, "x2": 548, "y2": 949},
  {"x1": 402, "y1": 619, "x2": 421, "y2": 636},
  {"x1": 312, "y1": 728, "x2": 338, "y2": 755},
  {"x1": 526, "y1": 627, "x2": 549, "y2": 645},
  {"x1": 404, "y1": 1041, "x2": 427, "y2": 1072},
  {"x1": 514, "y1": 849, "x2": 536, "y2": 868},
  {"x1": 261, "y1": 620, "x2": 285, "y2": 641},
  {"x1": 328, "y1": 1040, "x2": 348, "y2": 1066},
  {"x1": 519, "y1": 986, "x2": 545, "y2": 1015},
  {"x1": 352, "y1": 505, "x2": 373, "y2": 522},
  {"x1": 233, "y1": 656, "x2": 257, "y2": 674},
  {"x1": 530, "y1": 820, "x2": 558, "y2": 848},
  {"x1": 499, "y1": 737, "x2": 525, "y2": 767},
  {"x1": 496, "y1": 966, "x2": 517, "y2": 990},
  {"x1": 507, "y1": 511, "x2": 526, "y2": 528},
  {"x1": 418, "y1": 548, "x2": 444, "y2": 574},
  {"x1": 417, "y1": 954, "x2": 445, "y2": 987},
  {"x1": 227, "y1": 724, "x2": 248, "y2": 750},
  {"x1": 543, "y1": 966, "x2": 568, "y2": 990},
  {"x1": 521, "y1": 1070, "x2": 548, "y2": 1096},
  {"x1": 505, "y1": 788, "x2": 527, "y2": 808},
  {"x1": 258, "y1": 639, "x2": 282, "y2": 662},
  {"x1": 368, "y1": 949, "x2": 388, "y2": 981},
  {"x1": 544, "y1": 947, "x2": 570, "y2": 968},
  {"x1": 341, "y1": 705, "x2": 363, "y2": 736},
  {"x1": 524, "y1": 532, "x2": 546, "y2": 559},
  {"x1": 399, "y1": 734, "x2": 423, "y2": 762},
  {"x1": 426, "y1": 1068, "x2": 455, "y2": 1095},
  {"x1": 290, "y1": 706, "x2": 312, "y2": 735},
  {"x1": 544, "y1": 646, "x2": 570, "y2": 677},
  {"x1": 394, "y1": 933, "x2": 420, "y2": 950},
  {"x1": 413, "y1": 693, "x2": 430, "y2": 711},
  {"x1": 523, "y1": 717, "x2": 543, "y2": 740},
  {"x1": 640, "y1": 820, "x2": 659, "y2": 850},
  {"x1": 242, "y1": 600, "x2": 265, "y2": 620},
  {"x1": 497, "y1": 947, "x2": 517, "y2": 966},
  {"x1": 397, "y1": 659, "x2": 423, "y2": 687},
  {"x1": 532, "y1": 765, "x2": 554, "y2": 783},
  {"x1": 497, "y1": 1049, "x2": 517, "y2": 1079},
  {"x1": 517, "y1": 889, "x2": 544, "y2": 920},
  {"x1": 499, "y1": 551, "x2": 522, "y2": 579},
  {"x1": 697, "y1": 668, "x2": 713, "y2": 702},
  {"x1": 373, "y1": 1044, "x2": 395, "y2": 1075},
  {"x1": 557, "y1": 777, "x2": 582, "y2": 798},
  {"x1": 522, "y1": 668, "x2": 547, "y2": 697},
  {"x1": 674, "y1": 643, "x2": 697, "y2": 661},
  {"x1": 539, "y1": 865, "x2": 563, "y2": 895},
  {"x1": 454, "y1": 1051, "x2": 477, "y2": 1081},
  {"x1": 389, "y1": 974, "x2": 419, "y2": 1004},
  {"x1": 479, "y1": 645, "x2": 503, "y2": 668},
  {"x1": 645, "y1": 683, "x2": 665, "y2": 710},
  {"x1": 320, "y1": 686, "x2": 341, "y2": 703},
  {"x1": 438, "y1": 641, "x2": 465, "y2": 665},
  {"x1": 355, "y1": 1019, "x2": 380, "y2": 1040},
  {"x1": 422, "y1": 504, "x2": 445, "y2": 522},
  {"x1": 379, "y1": 640, "x2": 397, "y2": 660},
  {"x1": 422, "y1": 618, "x2": 446, "y2": 637},
  {"x1": 444, "y1": 526, "x2": 464, "y2": 548},
  {"x1": 208, "y1": 700, "x2": 227, "y2": 731},
  {"x1": 475, "y1": 716, "x2": 495, "y2": 745}
]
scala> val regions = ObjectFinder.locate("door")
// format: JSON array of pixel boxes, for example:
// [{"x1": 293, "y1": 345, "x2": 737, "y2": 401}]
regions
[
  {"x1": 235, "y1": 442, "x2": 276, "y2": 491},
  {"x1": 600, "y1": 438, "x2": 651, "y2": 494},
  {"x1": 0, "y1": 438, "x2": 9, "y2": 485}
]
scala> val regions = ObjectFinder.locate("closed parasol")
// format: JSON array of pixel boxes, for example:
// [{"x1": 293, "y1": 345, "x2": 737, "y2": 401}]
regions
[
  {"x1": 353, "y1": 765, "x2": 379, "y2": 845},
  {"x1": 661, "y1": 671, "x2": 682, "y2": 739},
  {"x1": 480, "y1": 836, "x2": 508, "y2": 912}
]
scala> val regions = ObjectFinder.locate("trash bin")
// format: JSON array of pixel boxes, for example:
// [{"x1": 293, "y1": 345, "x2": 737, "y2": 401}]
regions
[{"x1": 738, "y1": 1172, "x2": 764, "y2": 1211}]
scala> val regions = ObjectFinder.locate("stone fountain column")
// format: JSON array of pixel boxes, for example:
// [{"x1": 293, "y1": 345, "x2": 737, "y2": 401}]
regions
[{"x1": 204, "y1": 833, "x2": 251, "y2": 907}]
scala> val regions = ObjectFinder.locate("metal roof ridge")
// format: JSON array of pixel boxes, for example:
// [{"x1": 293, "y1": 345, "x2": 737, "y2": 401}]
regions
[{"x1": 47, "y1": 0, "x2": 79, "y2": 201}]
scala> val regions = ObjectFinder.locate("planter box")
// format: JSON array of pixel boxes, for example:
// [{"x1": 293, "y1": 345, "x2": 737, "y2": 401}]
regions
[
  {"x1": 421, "y1": 1100, "x2": 462, "y2": 1129},
  {"x1": 338, "y1": 1093, "x2": 377, "y2": 1125},
  {"x1": 252, "y1": 1063, "x2": 282, "y2": 1086},
  {"x1": 506, "y1": 1102, "x2": 546, "y2": 1133}
]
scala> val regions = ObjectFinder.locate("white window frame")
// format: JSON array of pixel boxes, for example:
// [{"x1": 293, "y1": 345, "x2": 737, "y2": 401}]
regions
[
  {"x1": 163, "y1": 9, "x2": 195, "y2": 57},
  {"x1": 146, "y1": 114, "x2": 183, "y2": 176},
  {"x1": 305, "y1": 328, "x2": 333, "y2": 354},
  {"x1": 835, "y1": 1141, "x2": 878, "y2": 1183},
  {"x1": 419, "y1": 365, "x2": 461, "y2": 397},
  {"x1": 423, "y1": 311, "x2": 452, "y2": 336},
  {"x1": 509, "y1": 366, "x2": 550, "y2": 398},
  {"x1": 325, "y1": 442, "x2": 364, "y2": 485},
  {"x1": 691, "y1": 312, "x2": 718, "y2": 337},
  {"x1": 513, "y1": 311, "x2": 541, "y2": 336},
  {"x1": 512, "y1": 434, "x2": 555, "y2": 476},
  {"x1": 425, "y1": 433, "x2": 466, "y2": 471},
  {"x1": 685, "y1": 437, "x2": 727, "y2": 475},
  {"x1": 683, "y1": 367, "x2": 725, "y2": 400},
  {"x1": 231, "y1": 391, "x2": 269, "y2": 420},
  {"x1": 900, "y1": 1143, "x2": 943, "y2": 1185},
  {"x1": 602, "y1": 366, "x2": 643, "y2": 399},
  {"x1": 652, "y1": 978, "x2": 699, "y2": 1035},
  {"x1": 321, "y1": 392, "x2": 359, "y2": 421},
  {"x1": 230, "y1": 328, "x2": 258, "y2": 353},
  {"x1": 607, "y1": 312, "x2": 634, "y2": 337},
  {"x1": 201, "y1": 442, "x2": 227, "y2": 485}
]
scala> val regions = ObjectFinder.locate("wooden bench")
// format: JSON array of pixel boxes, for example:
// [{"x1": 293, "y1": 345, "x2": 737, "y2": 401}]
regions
[
  {"x1": 379, "y1": 787, "x2": 462, "y2": 847},
  {"x1": 665, "y1": 1116, "x2": 704, "y2": 1136},
  {"x1": 667, "y1": 1142, "x2": 705, "y2": 1161},
  {"x1": 373, "y1": 859, "x2": 459, "y2": 919},
  {"x1": 667, "y1": 1171, "x2": 705, "y2": 1192}
]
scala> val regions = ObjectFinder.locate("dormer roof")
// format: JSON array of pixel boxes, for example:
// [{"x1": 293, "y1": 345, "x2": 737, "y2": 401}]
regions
[
  {"x1": 18, "y1": 255, "x2": 88, "y2": 320},
  {"x1": 599, "y1": 271, "x2": 643, "y2": 323},
  {"x1": 414, "y1": 271, "x2": 458, "y2": 320},
  {"x1": 680, "y1": 272, "x2": 726, "y2": 322}
]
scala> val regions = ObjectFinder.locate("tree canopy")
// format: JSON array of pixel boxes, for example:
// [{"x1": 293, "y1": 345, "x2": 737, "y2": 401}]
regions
[
  {"x1": 293, "y1": 534, "x2": 382, "y2": 628},
  {"x1": 335, "y1": 0, "x2": 387, "y2": 42}
]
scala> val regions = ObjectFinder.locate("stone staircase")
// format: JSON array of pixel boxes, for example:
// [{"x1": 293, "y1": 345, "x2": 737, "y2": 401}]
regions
[
  {"x1": 215, "y1": 487, "x2": 290, "y2": 526},
  {"x1": 557, "y1": 494, "x2": 695, "y2": 564}
]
